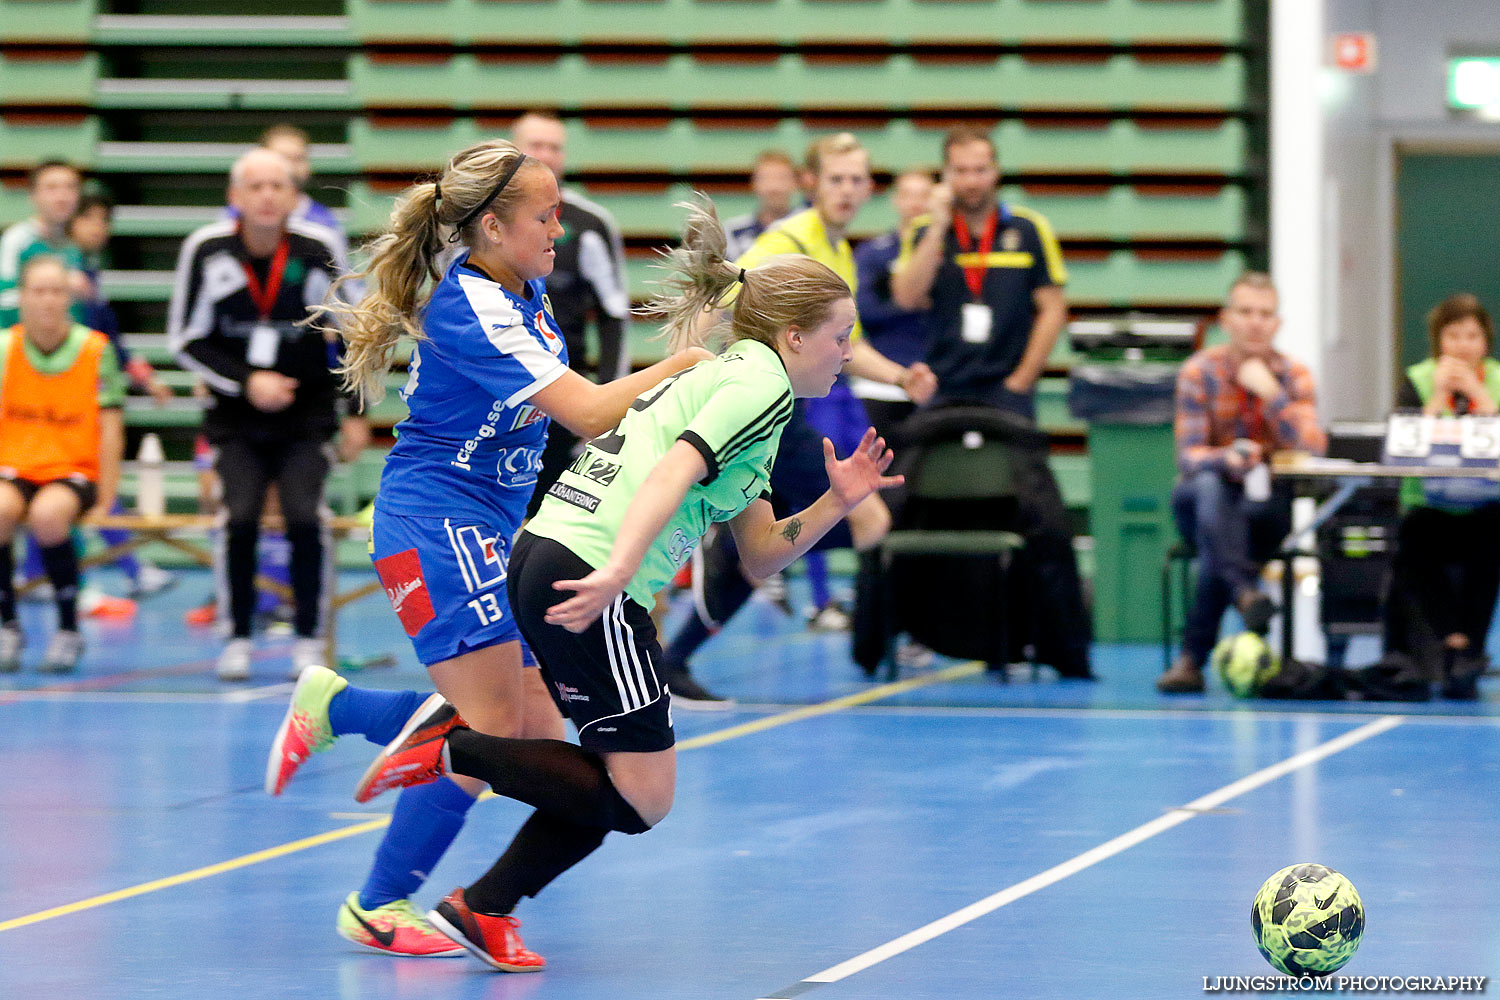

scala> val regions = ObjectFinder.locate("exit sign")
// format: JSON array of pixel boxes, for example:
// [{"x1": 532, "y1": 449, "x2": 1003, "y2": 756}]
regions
[{"x1": 1449, "y1": 57, "x2": 1500, "y2": 111}]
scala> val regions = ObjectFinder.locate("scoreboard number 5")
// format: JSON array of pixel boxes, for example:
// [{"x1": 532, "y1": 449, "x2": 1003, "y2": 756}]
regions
[{"x1": 1460, "y1": 416, "x2": 1500, "y2": 461}]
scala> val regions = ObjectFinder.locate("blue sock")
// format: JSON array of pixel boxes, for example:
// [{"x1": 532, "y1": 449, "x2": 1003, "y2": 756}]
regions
[
  {"x1": 806, "y1": 551, "x2": 831, "y2": 609},
  {"x1": 327, "y1": 686, "x2": 425, "y2": 745},
  {"x1": 22, "y1": 535, "x2": 43, "y2": 580},
  {"x1": 359, "y1": 777, "x2": 478, "y2": 909}
]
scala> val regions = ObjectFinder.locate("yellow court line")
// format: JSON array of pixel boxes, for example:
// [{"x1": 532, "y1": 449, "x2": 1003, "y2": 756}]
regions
[
  {"x1": 0, "y1": 661, "x2": 982, "y2": 934},
  {"x1": 0, "y1": 819, "x2": 390, "y2": 933},
  {"x1": 676, "y1": 661, "x2": 983, "y2": 751}
]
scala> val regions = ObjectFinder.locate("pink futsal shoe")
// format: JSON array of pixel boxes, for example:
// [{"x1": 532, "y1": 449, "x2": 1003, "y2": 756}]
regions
[
  {"x1": 353, "y1": 693, "x2": 461, "y2": 803},
  {"x1": 265, "y1": 664, "x2": 347, "y2": 796},
  {"x1": 336, "y1": 892, "x2": 466, "y2": 957},
  {"x1": 427, "y1": 888, "x2": 545, "y2": 973}
]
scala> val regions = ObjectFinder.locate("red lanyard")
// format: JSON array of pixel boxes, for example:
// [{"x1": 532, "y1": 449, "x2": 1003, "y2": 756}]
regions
[
  {"x1": 241, "y1": 235, "x2": 290, "y2": 319},
  {"x1": 951, "y1": 209, "x2": 998, "y2": 301}
]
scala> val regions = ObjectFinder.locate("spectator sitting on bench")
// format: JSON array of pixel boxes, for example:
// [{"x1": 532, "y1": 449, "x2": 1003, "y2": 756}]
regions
[
  {"x1": 0, "y1": 255, "x2": 125, "y2": 673},
  {"x1": 1158, "y1": 272, "x2": 1326, "y2": 694}
]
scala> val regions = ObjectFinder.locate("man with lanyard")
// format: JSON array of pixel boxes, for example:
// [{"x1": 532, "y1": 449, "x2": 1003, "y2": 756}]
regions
[
  {"x1": 654, "y1": 132, "x2": 936, "y2": 703},
  {"x1": 0, "y1": 160, "x2": 88, "y2": 329},
  {"x1": 510, "y1": 111, "x2": 634, "y2": 518},
  {"x1": 169, "y1": 147, "x2": 368, "y2": 681},
  {"x1": 891, "y1": 128, "x2": 1068, "y2": 418},
  {"x1": 891, "y1": 128, "x2": 1092, "y2": 680}
]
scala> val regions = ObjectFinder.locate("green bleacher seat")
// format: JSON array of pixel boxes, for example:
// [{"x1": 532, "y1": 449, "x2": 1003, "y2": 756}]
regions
[
  {"x1": 0, "y1": 114, "x2": 100, "y2": 170},
  {"x1": 1007, "y1": 183, "x2": 1245, "y2": 241},
  {"x1": 345, "y1": 0, "x2": 1242, "y2": 46},
  {"x1": 348, "y1": 52, "x2": 1245, "y2": 113},
  {"x1": 92, "y1": 77, "x2": 355, "y2": 113},
  {"x1": 91, "y1": 141, "x2": 355, "y2": 175},
  {"x1": 0, "y1": 184, "x2": 27, "y2": 226},
  {"x1": 1048, "y1": 451, "x2": 1090, "y2": 511},
  {"x1": 1062, "y1": 248, "x2": 1246, "y2": 307},
  {"x1": 346, "y1": 113, "x2": 1244, "y2": 181},
  {"x1": 89, "y1": 13, "x2": 353, "y2": 47},
  {"x1": 0, "y1": 0, "x2": 95, "y2": 42},
  {"x1": 0, "y1": 50, "x2": 99, "y2": 105},
  {"x1": 996, "y1": 118, "x2": 1247, "y2": 174}
]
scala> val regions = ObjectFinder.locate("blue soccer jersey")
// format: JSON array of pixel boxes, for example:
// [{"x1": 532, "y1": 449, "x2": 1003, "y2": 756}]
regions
[{"x1": 376, "y1": 253, "x2": 569, "y2": 531}]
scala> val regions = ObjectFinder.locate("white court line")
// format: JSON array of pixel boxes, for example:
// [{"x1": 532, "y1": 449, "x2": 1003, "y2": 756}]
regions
[
  {"x1": 758, "y1": 714, "x2": 1403, "y2": 999},
  {"x1": 219, "y1": 682, "x2": 294, "y2": 703},
  {"x1": 0, "y1": 682, "x2": 295, "y2": 704}
]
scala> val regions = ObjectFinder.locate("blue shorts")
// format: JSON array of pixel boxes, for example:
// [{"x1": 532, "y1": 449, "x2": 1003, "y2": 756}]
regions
[{"x1": 370, "y1": 509, "x2": 529, "y2": 666}]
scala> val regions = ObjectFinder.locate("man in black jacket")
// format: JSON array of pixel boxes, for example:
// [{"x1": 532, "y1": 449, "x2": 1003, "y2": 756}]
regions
[{"x1": 169, "y1": 147, "x2": 366, "y2": 681}]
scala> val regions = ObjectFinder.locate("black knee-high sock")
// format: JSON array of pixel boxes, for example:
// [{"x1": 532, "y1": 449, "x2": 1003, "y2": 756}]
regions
[
  {"x1": 446, "y1": 731, "x2": 651, "y2": 835},
  {"x1": 284, "y1": 521, "x2": 323, "y2": 638},
  {"x1": 0, "y1": 541, "x2": 15, "y2": 624},
  {"x1": 464, "y1": 810, "x2": 609, "y2": 916},
  {"x1": 39, "y1": 541, "x2": 79, "y2": 631}
]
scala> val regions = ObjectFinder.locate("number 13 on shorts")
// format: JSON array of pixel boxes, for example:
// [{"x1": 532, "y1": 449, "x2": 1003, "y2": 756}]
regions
[{"x1": 467, "y1": 591, "x2": 504, "y2": 625}]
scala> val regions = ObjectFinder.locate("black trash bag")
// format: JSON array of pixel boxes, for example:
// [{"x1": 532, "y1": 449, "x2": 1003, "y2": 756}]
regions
[
  {"x1": 1344, "y1": 652, "x2": 1432, "y2": 702},
  {"x1": 1257, "y1": 657, "x2": 1348, "y2": 701}
]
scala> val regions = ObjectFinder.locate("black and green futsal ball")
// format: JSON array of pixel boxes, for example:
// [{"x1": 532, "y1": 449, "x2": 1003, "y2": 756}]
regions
[
  {"x1": 1212, "y1": 631, "x2": 1280, "y2": 698},
  {"x1": 1251, "y1": 863, "x2": 1364, "y2": 976}
]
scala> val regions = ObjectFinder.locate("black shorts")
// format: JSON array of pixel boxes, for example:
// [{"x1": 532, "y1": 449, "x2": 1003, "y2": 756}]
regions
[
  {"x1": 0, "y1": 473, "x2": 97, "y2": 512},
  {"x1": 769, "y1": 403, "x2": 853, "y2": 552},
  {"x1": 510, "y1": 531, "x2": 674, "y2": 753}
]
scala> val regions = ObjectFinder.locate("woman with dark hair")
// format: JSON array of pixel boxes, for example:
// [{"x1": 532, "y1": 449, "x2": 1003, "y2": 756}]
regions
[{"x1": 1384, "y1": 292, "x2": 1500, "y2": 698}]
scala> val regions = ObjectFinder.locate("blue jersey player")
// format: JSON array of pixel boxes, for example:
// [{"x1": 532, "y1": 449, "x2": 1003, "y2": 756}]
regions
[{"x1": 264, "y1": 139, "x2": 708, "y2": 965}]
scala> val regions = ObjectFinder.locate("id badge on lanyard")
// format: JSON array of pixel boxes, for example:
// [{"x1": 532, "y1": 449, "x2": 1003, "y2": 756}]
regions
[
  {"x1": 961, "y1": 302, "x2": 993, "y2": 344},
  {"x1": 242, "y1": 235, "x2": 290, "y2": 369},
  {"x1": 952, "y1": 210, "x2": 998, "y2": 344}
]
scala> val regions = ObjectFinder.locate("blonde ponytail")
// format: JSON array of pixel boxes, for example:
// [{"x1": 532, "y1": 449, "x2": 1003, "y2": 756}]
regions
[
  {"x1": 315, "y1": 139, "x2": 535, "y2": 403},
  {"x1": 644, "y1": 194, "x2": 852, "y2": 355}
]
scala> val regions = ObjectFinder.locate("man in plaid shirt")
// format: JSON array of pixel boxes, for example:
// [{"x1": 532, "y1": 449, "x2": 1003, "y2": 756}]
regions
[{"x1": 1158, "y1": 272, "x2": 1327, "y2": 693}]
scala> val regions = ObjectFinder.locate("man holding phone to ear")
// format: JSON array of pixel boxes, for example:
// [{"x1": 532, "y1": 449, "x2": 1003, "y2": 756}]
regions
[{"x1": 891, "y1": 127, "x2": 1068, "y2": 418}]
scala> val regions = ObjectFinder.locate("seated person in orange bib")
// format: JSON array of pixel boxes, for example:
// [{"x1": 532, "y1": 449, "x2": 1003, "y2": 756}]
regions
[
  {"x1": 0, "y1": 255, "x2": 125, "y2": 673},
  {"x1": 350, "y1": 198, "x2": 904, "y2": 971}
]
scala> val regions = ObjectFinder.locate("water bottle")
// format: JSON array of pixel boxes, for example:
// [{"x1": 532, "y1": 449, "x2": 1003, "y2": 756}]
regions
[{"x1": 137, "y1": 432, "x2": 166, "y2": 518}]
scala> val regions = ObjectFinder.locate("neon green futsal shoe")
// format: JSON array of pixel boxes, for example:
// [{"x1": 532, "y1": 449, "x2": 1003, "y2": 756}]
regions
[
  {"x1": 265, "y1": 663, "x2": 347, "y2": 796},
  {"x1": 337, "y1": 893, "x2": 466, "y2": 957}
]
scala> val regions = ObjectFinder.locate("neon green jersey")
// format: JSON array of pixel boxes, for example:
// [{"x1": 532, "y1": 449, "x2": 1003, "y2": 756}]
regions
[{"x1": 525, "y1": 338, "x2": 794, "y2": 606}]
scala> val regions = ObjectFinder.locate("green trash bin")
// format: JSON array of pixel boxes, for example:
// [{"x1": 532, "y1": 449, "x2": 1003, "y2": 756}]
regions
[{"x1": 1069, "y1": 361, "x2": 1181, "y2": 642}]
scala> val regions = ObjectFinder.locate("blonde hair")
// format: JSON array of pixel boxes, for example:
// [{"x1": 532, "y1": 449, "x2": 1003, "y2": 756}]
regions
[
  {"x1": 804, "y1": 132, "x2": 867, "y2": 178},
  {"x1": 645, "y1": 194, "x2": 852, "y2": 354},
  {"x1": 318, "y1": 139, "x2": 539, "y2": 403}
]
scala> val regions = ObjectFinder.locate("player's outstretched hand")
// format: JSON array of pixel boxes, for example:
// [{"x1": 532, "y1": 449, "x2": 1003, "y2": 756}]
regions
[
  {"x1": 825, "y1": 427, "x2": 903, "y2": 512},
  {"x1": 546, "y1": 564, "x2": 631, "y2": 634}
]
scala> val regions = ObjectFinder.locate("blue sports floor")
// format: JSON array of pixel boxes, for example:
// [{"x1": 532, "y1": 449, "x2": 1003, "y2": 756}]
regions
[{"x1": 1, "y1": 570, "x2": 1497, "y2": 998}]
